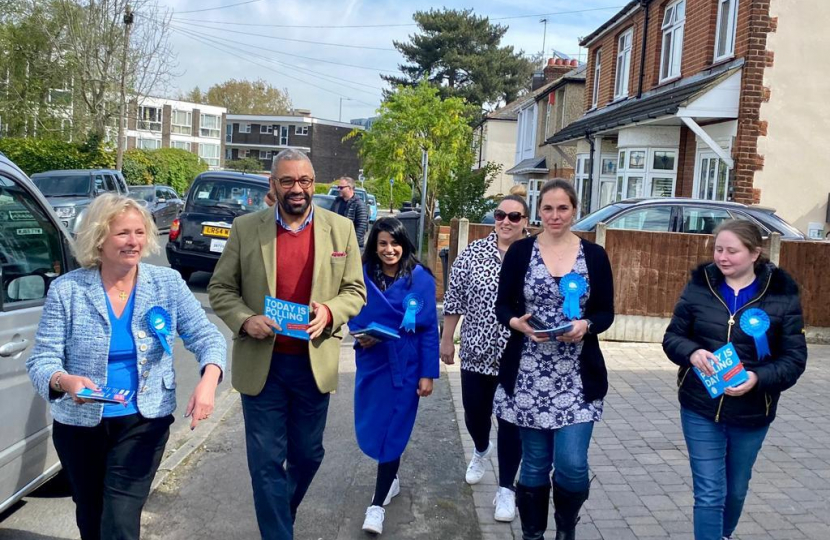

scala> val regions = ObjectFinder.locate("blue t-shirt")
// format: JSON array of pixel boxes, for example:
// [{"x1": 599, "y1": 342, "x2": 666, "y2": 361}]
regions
[
  {"x1": 103, "y1": 288, "x2": 139, "y2": 417},
  {"x1": 719, "y1": 277, "x2": 760, "y2": 315}
]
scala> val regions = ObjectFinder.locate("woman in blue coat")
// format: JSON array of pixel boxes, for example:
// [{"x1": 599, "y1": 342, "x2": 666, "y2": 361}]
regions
[{"x1": 350, "y1": 217, "x2": 440, "y2": 536}]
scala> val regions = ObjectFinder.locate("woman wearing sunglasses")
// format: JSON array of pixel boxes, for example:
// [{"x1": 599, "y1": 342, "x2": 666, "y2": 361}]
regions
[
  {"x1": 495, "y1": 179, "x2": 614, "y2": 540},
  {"x1": 442, "y1": 195, "x2": 529, "y2": 523}
]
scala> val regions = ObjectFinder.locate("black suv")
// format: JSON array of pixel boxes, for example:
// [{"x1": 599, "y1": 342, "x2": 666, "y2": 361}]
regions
[
  {"x1": 166, "y1": 171, "x2": 270, "y2": 282},
  {"x1": 30, "y1": 169, "x2": 129, "y2": 234}
]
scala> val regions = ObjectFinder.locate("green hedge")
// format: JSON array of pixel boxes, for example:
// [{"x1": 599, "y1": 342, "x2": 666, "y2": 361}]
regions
[
  {"x1": 364, "y1": 177, "x2": 411, "y2": 210},
  {"x1": 0, "y1": 138, "x2": 207, "y2": 194},
  {"x1": 0, "y1": 138, "x2": 114, "y2": 174},
  {"x1": 122, "y1": 148, "x2": 208, "y2": 194}
]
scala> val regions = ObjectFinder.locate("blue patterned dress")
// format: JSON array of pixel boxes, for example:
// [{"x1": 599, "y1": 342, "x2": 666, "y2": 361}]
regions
[{"x1": 494, "y1": 241, "x2": 603, "y2": 430}]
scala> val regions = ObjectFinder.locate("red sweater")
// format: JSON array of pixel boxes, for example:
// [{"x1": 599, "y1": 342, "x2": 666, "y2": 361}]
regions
[{"x1": 274, "y1": 223, "x2": 314, "y2": 355}]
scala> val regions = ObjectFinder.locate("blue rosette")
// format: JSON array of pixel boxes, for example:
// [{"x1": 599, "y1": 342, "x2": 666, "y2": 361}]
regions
[
  {"x1": 559, "y1": 272, "x2": 587, "y2": 320},
  {"x1": 740, "y1": 308, "x2": 771, "y2": 360},
  {"x1": 146, "y1": 306, "x2": 173, "y2": 355},
  {"x1": 400, "y1": 294, "x2": 424, "y2": 333}
]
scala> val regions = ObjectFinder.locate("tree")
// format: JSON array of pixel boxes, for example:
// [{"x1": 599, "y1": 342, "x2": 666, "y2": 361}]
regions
[
  {"x1": 439, "y1": 161, "x2": 499, "y2": 223},
  {"x1": 383, "y1": 9, "x2": 535, "y2": 111},
  {"x1": 38, "y1": 0, "x2": 177, "y2": 140},
  {"x1": 186, "y1": 78, "x2": 292, "y2": 115},
  {"x1": 347, "y1": 79, "x2": 475, "y2": 236},
  {"x1": 225, "y1": 157, "x2": 265, "y2": 172}
]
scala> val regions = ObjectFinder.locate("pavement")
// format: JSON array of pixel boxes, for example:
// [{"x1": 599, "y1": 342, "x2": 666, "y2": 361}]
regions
[
  {"x1": 448, "y1": 342, "x2": 830, "y2": 540},
  {"x1": 4, "y1": 335, "x2": 830, "y2": 540}
]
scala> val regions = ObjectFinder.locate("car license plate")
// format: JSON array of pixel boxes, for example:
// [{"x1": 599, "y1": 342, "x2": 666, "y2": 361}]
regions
[
  {"x1": 202, "y1": 225, "x2": 231, "y2": 238},
  {"x1": 16, "y1": 228, "x2": 42, "y2": 236},
  {"x1": 210, "y1": 238, "x2": 226, "y2": 253}
]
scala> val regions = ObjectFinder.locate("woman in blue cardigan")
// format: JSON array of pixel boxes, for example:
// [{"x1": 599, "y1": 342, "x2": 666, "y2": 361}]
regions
[
  {"x1": 350, "y1": 217, "x2": 440, "y2": 536},
  {"x1": 27, "y1": 194, "x2": 226, "y2": 540}
]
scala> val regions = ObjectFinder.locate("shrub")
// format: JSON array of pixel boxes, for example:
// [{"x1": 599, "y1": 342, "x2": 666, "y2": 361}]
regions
[
  {"x1": 225, "y1": 157, "x2": 264, "y2": 172},
  {"x1": 0, "y1": 137, "x2": 114, "y2": 175},
  {"x1": 122, "y1": 148, "x2": 207, "y2": 194}
]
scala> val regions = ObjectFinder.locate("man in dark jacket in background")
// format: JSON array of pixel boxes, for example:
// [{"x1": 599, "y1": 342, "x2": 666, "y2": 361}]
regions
[{"x1": 331, "y1": 176, "x2": 368, "y2": 248}]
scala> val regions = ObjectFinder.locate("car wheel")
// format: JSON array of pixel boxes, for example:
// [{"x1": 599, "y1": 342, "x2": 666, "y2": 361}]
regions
[{"x1": 172, "y1": 266, "x2": 193, "y2": 283}]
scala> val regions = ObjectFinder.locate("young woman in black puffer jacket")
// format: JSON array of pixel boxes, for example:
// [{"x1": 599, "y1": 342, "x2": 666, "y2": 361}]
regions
[{"x1": 663, "y1": 219, "x2": 807, "y2": 540}]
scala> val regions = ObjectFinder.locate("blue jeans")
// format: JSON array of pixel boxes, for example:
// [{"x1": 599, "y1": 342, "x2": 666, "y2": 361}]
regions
[
  {"x1": 519, "y1": 421, "x2": 594, "y2": 492},
  {"x1": 681, "y1": 407, "x2": 769, "y2": 540},
  {"x1": 241, "y1": 353, "x2": 331, "y2": 540}
]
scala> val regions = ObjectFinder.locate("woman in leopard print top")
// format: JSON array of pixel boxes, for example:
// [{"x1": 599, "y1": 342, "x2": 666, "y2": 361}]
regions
[{"x1": 442, "y1": 195, "x2": 529, "y2": 523}]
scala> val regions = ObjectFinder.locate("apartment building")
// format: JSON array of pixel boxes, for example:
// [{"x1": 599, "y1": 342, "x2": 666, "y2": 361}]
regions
[
  {"x1": 126, "y1": 96, "x2": 227, "y2": 170},
  {"x1": 224, "y1": 113, "x2": 363, "y2": 183}
]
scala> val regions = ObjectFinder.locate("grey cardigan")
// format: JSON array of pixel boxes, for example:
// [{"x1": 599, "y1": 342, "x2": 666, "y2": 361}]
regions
[{"x1": 27, "y1": 263, "x2": 227, "y2": 427}]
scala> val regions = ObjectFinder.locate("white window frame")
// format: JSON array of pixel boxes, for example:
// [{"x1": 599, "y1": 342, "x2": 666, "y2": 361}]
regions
[
  {"x1": 714, "y1": 0, "x2": 739, "y2": 62},
  {"x1": 171, "y1": 110, "x2": 191, "y2": 135},
  {"x1": 615, "y1": 147, "x2": 678, "y2": 202},
  {"x1": 242, "y1": 123, "x2": 251, "y2": 134},
  {"x1": 294, "y1": 125, "x2": 308, "y2": 135},
  {"x1": 226, "y1": 123, "x2": 233, "y2": 143},
  {"x1": 574, "y1": 154, "x2": 593, "y2": 219},
  {"x1": 591, "y1": 49, "x2": 602, "y2": 109},
  {"x1": 259, "y1": 150, "x2": 272, "y2": 160},
  {"x1": 138, "y1": 106, "x2": 162, "y2": 132},
  {"x1": 660, "y1": 0, "x2": 686, "y2": 82},
  {"x1": 693, "y1": 151, "x2": 732, "y2": 201},
  {"x1": 170, "y1": 140, "x2": 190, "y2": 151},
  {"x1": 279, "y1": 125, "x2": 289, "y2": 145},
  {"x1": 545, "y1": 101, "x2": 553, "y2": 139},
  {"x1": 260, "y1": 124, "x2": 273, "y2": 134},
  {"x1": 200, "y1": 114, "x2": 221, "y2": 138},
  {"x1": 138, "y1": 137, "x2": 161, "y2": 150},
  {"x1": 225, "y1": 148, "x2": 233, "y2": 160},
  {"x1": 199, "y1": 143, "x2": 220, "y2": 167},
  {"x1": 614, "y1": 29, "x2": 633, "y2": 100}
]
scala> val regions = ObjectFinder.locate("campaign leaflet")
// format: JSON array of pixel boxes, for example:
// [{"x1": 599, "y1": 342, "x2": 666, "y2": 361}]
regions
[
  {"x1": 350, "y1": 322, "x2": 401, "y2": 341},
  {"x1": 693, "y1": 343, "x2": 749, "y2": 398},
  {"x1": 76, "y1": 386, "x2": 136, "y2": 405},
  {"x1": 264, "y1": 296, "x2": 310, "y2": 341}
]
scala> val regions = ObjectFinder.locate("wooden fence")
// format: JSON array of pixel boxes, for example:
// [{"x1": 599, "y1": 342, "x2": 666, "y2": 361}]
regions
[{"x1": 445, "y1": 218, "x2": 830, "y2": 341}]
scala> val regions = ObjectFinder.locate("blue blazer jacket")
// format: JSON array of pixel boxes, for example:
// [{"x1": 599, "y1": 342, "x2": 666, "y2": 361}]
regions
[{"x1": 27, "y1": 263, "x2": 227, "y2": 427}]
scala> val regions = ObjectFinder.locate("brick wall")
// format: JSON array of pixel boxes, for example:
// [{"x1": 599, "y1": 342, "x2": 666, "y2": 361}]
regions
[
  {"x1": 585, "y1": 0, "x2": 758, "y2": 112},
  {"x1": 310, "y1": 124, "x2": 362, "y2": 184},
  {"x1": 732, "y1": 0, "x2": 774, "y2": 204}
]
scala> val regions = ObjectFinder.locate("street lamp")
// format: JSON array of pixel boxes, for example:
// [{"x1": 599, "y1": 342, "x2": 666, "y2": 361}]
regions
[{"x1": 339, "y1": 97, "x2": 353, "y2": 122}]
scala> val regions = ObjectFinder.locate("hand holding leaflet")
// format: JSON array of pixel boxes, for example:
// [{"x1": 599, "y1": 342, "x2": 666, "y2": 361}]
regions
[
  {"x1": 693, "y1": 343, "x2": 749, "y2": 398},
  {"x1": 76, "y1": 386, "x2": 136, "y2": 405}
]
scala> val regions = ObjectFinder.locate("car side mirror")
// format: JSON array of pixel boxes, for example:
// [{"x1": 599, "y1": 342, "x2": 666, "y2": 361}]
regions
[{"x1": 7, "y1": 274, "x2": 47, "y2": 301}]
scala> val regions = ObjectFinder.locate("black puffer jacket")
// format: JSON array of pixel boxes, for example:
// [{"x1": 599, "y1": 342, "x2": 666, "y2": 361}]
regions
[{"x1": 663, "y1": 262, "x2": 807, "y2": 427}]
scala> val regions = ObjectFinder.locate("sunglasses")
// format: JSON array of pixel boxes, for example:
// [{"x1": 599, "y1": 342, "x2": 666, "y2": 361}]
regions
[
  {"x1": 337, "y1": 185, "x2": 351, "y2": 190},
  {"x1": 494, "y1": 209, "x2": 526, "y2": 223}
]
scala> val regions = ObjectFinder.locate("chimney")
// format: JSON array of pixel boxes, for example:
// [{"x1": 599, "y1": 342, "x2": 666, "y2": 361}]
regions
[{"x1": 543, "y1": 57, "x2": 574, "y2": 82}]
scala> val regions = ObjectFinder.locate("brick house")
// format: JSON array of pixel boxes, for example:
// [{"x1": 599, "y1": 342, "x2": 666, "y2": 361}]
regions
[
  {"x1": 507, "y1": 59, "x2": 586, "y2": 222},
  {"x1": 224, "y1": 113, "x2": 363, "y2": 183},
  {"x1": 548, "y1": 0, "x2": 827, "y2": 236},
  {"x1": 126, "y1": 96, "x2": 227, "y2": 170}
]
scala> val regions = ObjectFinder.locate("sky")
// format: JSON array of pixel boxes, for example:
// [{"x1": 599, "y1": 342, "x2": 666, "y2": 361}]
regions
[{"x1": 150, "y1": 0, "x2": 626, "y2": 122}]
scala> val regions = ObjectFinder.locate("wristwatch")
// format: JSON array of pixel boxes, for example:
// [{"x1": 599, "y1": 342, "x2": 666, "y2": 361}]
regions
[{"x1": 584, "y1": 319, "x2": 594, "y2": 334}]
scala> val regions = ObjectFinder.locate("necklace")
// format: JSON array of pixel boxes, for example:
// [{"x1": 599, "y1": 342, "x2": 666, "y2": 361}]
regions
[{"x1": 104, "y1": 274, "x2": 135, "y2": 302}]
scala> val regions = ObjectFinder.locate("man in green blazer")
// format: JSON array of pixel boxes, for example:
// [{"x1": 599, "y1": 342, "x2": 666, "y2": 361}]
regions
[{"x1": 208, "y1": 149, "x2": 366, "y2": 540}]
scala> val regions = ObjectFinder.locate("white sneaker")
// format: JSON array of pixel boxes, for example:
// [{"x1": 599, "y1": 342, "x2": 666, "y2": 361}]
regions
[
  {"x1": 493, "y1": 486, "x2": 517, "y2": 522},
  {"x1": 383, "y1": 476, "x2": 400, "y2": 506},
  {"x1": 465, "y1": 441, "x2": 493, "y2": 485},
  {"x1": 362, "y1": 505, "x2": 385, "y2": 534}
]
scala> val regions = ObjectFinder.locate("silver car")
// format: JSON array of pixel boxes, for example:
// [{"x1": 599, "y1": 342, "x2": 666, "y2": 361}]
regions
[{"x1": 0, "y1": 153, "x2": 76, "y2": 513}]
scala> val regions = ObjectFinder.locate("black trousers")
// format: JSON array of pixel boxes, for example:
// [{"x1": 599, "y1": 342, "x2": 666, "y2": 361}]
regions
[
  {"x1": 240, "y1": 352, "x2": 331, "y2": 540},
  {"x1": 52, "y1": 413, "x2": 173, "y2": 540},
  {"x1": 460, "y1": 369, "x2": 522, "y2": 489}
]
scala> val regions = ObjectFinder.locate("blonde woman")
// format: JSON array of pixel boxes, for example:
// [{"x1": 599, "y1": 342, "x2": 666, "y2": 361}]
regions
[{"x1": 27, "y1": 193, "x2": 226, "y2": 540}]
